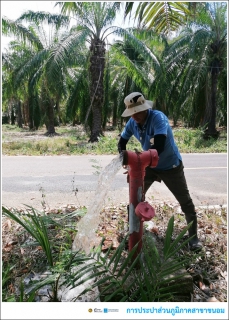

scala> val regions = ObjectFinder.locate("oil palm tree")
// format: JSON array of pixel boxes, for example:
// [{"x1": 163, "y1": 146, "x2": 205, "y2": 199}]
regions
[
  {"x1": 124, "y1": 2, "x2": 227, "y2": 133},
  {"x1": 200, "y1": 2, "x2": 227, "y2": 137},
  {"x1": 55, "y1": 2, "x2": 124, "y2": 142},
  {"x1": 12, "y1": 2, "x2": 124, "y2": 141},
  {"x1": 107, "y1": 28, "x2": 171, "y2": 129},
  {"x1": 2, "y1": 41, "x2": 36, "y2": 128},
  {"x1": 160, "y1": 2, "x2": 227, "y2": 133},
  {"x1": 2, "y1": 17, "x2": 74, "y2": 134},
  {"x1": 5, "y1": 3, "x2": 161, "y2": 141}
]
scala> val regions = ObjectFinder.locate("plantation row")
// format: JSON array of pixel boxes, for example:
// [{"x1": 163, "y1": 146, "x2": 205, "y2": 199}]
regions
[{"x1": 2, "y1": 2, "x2": 227, "y2": 142}]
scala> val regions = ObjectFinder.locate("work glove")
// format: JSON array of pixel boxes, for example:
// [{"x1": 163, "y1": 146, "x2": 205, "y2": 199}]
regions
[
  {"x1": 123, "y1": 165, "x2": 130, "y2": 183},
  {"x1": 122, "y1": 148, "x2": 140, "y2": 173}
]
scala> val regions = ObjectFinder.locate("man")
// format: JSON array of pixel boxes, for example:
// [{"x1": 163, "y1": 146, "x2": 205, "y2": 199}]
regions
[{"x1": 118, "y1": 92, "x2": 203, "y2": 251}]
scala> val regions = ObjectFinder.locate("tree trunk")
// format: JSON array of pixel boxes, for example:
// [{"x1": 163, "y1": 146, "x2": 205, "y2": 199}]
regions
[
  {"x1": 10, "y1": 109, "x2": 16, "y2": 125},
  {"x1": 41, "y1": 84, "x2": 56, "y2": 135},
  {"x1": 33, "y1": 95, "x2": 41, "y2": 130},
  {"x1": 112, "y1": 94, "x2": 118, "y2": 128},
  {"x1": 46, "y1": 101, "x2": 56, "y2": 135},
  {"x1": 88, "y1": 38, "x2": 105, "y2": 142},
  {"x1": 55, "y1": 100, "x2": 62, "y2": 125},
  {"x1": 22, "y1": 102, "x2": 27, "y2": 126},
  {"x1": 204, "y1": 63, "x2": 219, "y2": 139},
  {"x1": 28, "y1": 100, "x2": 34, "y2": 130},
  {"x1": 17, "y1": 100, "x2": 23, "y2": 128},
  {"x1": 207, "y1": 72, "x2": 218, "y2": 134}
]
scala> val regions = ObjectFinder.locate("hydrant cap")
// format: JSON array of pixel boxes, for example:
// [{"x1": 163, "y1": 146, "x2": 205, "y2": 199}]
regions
[{"x1": 135, "y1": 202, "x2": 156, "y2": 221}]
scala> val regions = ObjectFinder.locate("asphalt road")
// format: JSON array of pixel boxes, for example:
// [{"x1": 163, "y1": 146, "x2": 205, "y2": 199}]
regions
[{"x1": 2, "y1": 153, "x2": 227, "y2": 210}]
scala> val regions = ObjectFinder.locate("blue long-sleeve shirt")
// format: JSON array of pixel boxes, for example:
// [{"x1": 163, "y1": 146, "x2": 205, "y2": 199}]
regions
[{"x1": 120, "y1": 109, "x2": 182, "y2": 170}]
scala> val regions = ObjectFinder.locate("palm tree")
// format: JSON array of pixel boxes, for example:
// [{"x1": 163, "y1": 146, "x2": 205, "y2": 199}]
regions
[
  {"x1": 55, "y1": 2, "x2": 124, "y2": 142},
  {"x1": 124, "y1": 2, "x2": 227, "y2": 134},
  {"x1": 2, "y1": 41, "x2": 33, "y2": 128},
  {"x1": 107, "y1": 28, "x2": 172, "y2": 129},
  {"x1": 161, "y1": 2, "x2": 227, "y2": 134},
  {"x1": 202, "y1": 2, "x2": 227, "y2": 137},
  {"x1": 5, "y1": 3, "x2": 160, "y2": 140},
  {"x1": 10, "y1": 2, "x2": 125, "y2": 141},
  {"x1": 2, "y1": 17, "x2": 72, "y2": 134}
]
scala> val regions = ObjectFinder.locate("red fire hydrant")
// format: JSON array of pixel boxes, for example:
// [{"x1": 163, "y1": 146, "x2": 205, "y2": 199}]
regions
[{"x1": 122, "y1": 149, "x2": 159, "y2": 258}]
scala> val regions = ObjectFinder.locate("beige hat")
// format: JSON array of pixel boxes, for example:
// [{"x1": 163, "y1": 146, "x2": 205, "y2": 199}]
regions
[{"x1": 121, "y1": 92, "x2": 153, "y2": 117}]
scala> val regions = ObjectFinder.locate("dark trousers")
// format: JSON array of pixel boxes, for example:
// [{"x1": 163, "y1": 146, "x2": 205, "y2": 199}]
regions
[{"x1": 144, "y1": 161, "x2": 196, "y2": 215}]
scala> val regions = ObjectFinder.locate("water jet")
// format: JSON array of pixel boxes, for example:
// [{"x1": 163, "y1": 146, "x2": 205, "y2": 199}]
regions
[{"x1": 72, "y1": 155, "x2": 122, "y2": 254}]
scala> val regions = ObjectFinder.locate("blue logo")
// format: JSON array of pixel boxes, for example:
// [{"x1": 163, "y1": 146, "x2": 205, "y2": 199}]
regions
[{"x1": 104, "y1": 308, "x2": 108, "y2": 313}]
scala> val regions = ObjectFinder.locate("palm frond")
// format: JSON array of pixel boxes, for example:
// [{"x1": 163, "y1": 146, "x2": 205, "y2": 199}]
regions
[
  {"x1": 14, "y1": 49, "x2": 48, "y2": 86},
  {"x1": 62, "y1": 216, "x2": 194, "y2": 302},
  {"x1": 46, "y1": 28, "x2": 88, "y2": 82},
  {"x1": 136, "y1": 2, "x2": 191, "y2": 34},
  {"x1": 16, "y1": 10, "x2": 70, "y2": 29},
  {"x1": 2, "y1": 17, "x2": 43, "y2": 50}
]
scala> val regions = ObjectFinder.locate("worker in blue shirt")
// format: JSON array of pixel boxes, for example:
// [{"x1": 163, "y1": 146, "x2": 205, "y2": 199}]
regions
[{"x1": 118, "y1": 92, "x2": 203, "y2": 251}]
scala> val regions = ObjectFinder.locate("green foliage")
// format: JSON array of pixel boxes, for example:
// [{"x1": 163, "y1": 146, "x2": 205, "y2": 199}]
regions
[
  {"x1": 2, "y1": 205, "x2": 88, "y2": 302},
  {"x1": 2, "y1": 262, "x2": 15, "y2": 288},
  {"x1": 2, "y1": 1, "x2": 227, "y2": 138},
  {"x1": 2, "y1": 262, "x2": 17, "y2": 302},
  {"x1": 2, "y1": 206, "x2": 54, "y2": 266},
  {"x1": 64, "y1": 216, "x2": 194, "y2": 302},
  {"x1": 125, "y1": 2, "x2": 191, "y2": 35},
  {"x1": 3, "y1": 200, "x2": 226, "y2": 303},
  {"x1": 2, "y1": 204, "x2": 193, "y2": 302}
]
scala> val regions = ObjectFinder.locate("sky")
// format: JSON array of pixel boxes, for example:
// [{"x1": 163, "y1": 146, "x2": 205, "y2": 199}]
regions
[
  {"x1": 1, "y1": 1, "x2": 60, "y2": 49},
  {"x1": 1, "y1": 1, "x2": 135, "y2": 50}
]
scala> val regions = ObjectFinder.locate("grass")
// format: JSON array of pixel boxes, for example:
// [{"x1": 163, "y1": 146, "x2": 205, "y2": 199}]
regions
[
  {"x1": 1, "y1": 124, "x2": 227, "y2": 155},
  {"x1": 173, "y1": 127, "x2": 227, "y2": 153}
]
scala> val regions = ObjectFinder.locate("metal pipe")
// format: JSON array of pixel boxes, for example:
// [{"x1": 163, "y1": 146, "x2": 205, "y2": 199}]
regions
[{"x1": 122, "y1": 150, "x2": 159, "y2": 258}]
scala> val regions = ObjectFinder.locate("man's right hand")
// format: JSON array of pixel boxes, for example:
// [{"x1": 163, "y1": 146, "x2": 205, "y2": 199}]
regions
[{"x1": 123, "y1": 165, "x2": 129, "y2": 174}]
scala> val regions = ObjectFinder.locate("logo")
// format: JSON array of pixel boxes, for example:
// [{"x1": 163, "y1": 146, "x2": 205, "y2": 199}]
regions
[
  {"x1": 94, "y1": 308, "x2": 103, "y2": 313},
  {"x1": 103, "y1": 308, "x2": 119, "y2": 313},
  {"x1": 88, "y1": 309, "x2": 93, "y2": 313}
]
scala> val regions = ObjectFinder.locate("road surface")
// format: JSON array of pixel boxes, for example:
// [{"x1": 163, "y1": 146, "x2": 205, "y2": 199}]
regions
[{"x1": 2, "y1": 153, "x2": 227, "y2": 210}]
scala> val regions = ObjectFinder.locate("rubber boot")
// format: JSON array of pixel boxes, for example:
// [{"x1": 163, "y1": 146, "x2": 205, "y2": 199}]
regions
[{"x1": 185, "y1": 213, "x2": 203, "y2": 252}]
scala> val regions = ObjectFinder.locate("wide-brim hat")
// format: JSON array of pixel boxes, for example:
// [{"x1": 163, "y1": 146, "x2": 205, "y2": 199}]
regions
[{"x1": 121, "y1": 92, "x2": 153, "y2": 117}]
